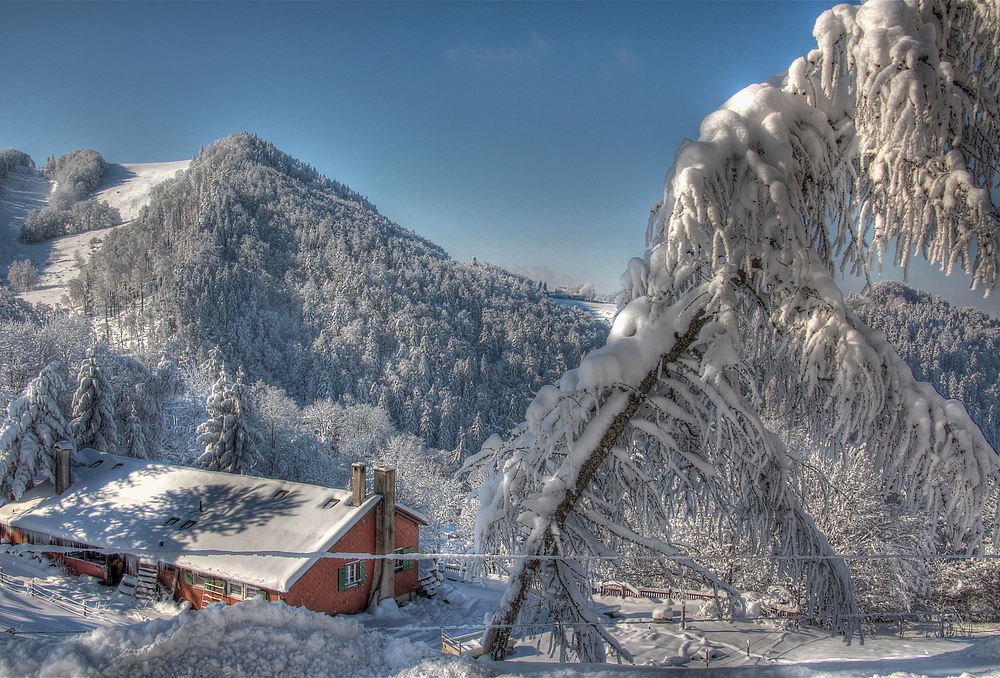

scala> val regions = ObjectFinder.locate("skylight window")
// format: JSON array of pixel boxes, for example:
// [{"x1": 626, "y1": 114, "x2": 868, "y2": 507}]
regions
[
  {"x1": 180, "y1": 520, "x2": 197, "y2": 529},
  {"x1": 88, "y1": 460, "x2": 104, "y2": 468},
  {"x1": 112, "y1": 463, "x2": 124, "y2": 469},
  {"x1": 321, "y1": 498, "x2": 339, "y2": 509},
  {"x1": 273, "y1": 489, "x2": 289, "y2": 500},
  {"x1": 164, "y1": 517, "x2": 180, "y2": 526}
]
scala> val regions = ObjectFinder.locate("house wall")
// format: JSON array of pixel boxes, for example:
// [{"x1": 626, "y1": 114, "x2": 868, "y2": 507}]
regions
[
  {"x1": 50, "y1": 554, "x2": 108, "y2": 583},
  {"x1": 283, "y1": 509, "x2": 424, "y2": 615},
  {"x1": 394, "y1": 513, "x2": 421, "y2": 600},
  {"x1": 284, "y1": 510, "x2": 378, "y2": 615}
]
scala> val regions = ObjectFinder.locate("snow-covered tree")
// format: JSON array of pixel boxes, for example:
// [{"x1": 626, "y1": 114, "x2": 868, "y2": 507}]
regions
[
  {"x1": 71, "y1": 349, "x2": 119, "y2": 453},
  {"x1": 470, "y1": 0, "x2": 1000, "y2": 661},
  {"x1": 196, "y1": 366, "x2": 263, "y2": 474},
  {"x1": 7, "y1": 259, "x2": 38, "y2": 293},
  {"x1": 0, "y1": 362, "x2": 74, "y2": 501},
  {"x1": 122, "y1": 402, "x2": 147, "y2": 460}
]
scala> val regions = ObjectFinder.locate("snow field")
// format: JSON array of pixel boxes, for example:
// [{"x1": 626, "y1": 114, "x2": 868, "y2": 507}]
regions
[
  {"x1": 0, "y1": 160, "x2": 190, "y2": 307},
  {"x1": 0, "y1": 598, "x2": 451, "y2": 678},
  {"x1": 93, "y1": 161, "x2": 190, "y2": 223}
]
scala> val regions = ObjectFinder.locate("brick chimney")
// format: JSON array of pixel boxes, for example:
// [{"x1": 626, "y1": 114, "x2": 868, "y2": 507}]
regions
[
  {"x1": 351, "y1": 463, "x2": 367, "y2": 506},
  {"x1": 54, "y1": 440, "x2": 74, "y2": 495},
  {"x1": 373, "y1": 467, "x2": 396, "y2": 601}
]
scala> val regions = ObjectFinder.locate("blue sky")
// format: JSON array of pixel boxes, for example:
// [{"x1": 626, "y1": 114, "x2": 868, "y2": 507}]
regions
[{"x1": 2, "y1": 1, "x2": 996, "y2": 315}]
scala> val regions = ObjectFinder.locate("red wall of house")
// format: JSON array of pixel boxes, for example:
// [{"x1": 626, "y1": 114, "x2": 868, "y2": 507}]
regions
[
  {"x1": 51, "y1": 554, "x2": 107, "y2": 583},
  {"x1": 285, "y1": 510, "x2": 378, "y2": 615},
  {"x1": 283, "y1": 510, "x2": 423, "y2": 616},
  {"x1": 394, "y1": 513, "x2": 421, "y2": 596}
]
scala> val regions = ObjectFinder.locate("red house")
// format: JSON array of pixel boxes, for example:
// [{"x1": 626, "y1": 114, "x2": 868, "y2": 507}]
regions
[{"x1": 0, "y1": 449, "x2": 426, "y2": 615}]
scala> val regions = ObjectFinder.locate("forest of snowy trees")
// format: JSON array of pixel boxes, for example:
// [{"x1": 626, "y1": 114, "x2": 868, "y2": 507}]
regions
[
  {"x1": 72, "y1": 133, "x2": 608, "y2": 453},
  {"x1": 0, "y1": 137, "x2": 610, "y2": 536},
  {"x1": 849, "y1": 281, "x2": 1000, "y2": 453}
]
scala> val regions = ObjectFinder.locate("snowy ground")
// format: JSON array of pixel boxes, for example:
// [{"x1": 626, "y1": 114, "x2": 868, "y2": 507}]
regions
[
  {"x1": 93, "y1": 160, "x2": 190, "y2": 224},
  {"x1": 0, "y1": 161, "x2": 189, "y2": 307},
  {"x1": 1, "y1": 556, "x2": 998, "y2": 677},
  {"x1": 551, "y1": 298, "x2": 617, "y2": 325}
]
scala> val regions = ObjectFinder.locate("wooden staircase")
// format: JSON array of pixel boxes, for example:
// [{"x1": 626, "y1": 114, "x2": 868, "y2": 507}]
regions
[{"x1": 134, "y1": 562, "x2": 159, "y2": 601}]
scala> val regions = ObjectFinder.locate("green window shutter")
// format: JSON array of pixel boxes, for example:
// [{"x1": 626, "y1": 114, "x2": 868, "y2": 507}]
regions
[
  {"x1": 183, "y1": 570, "x2": 193, "y2": 585},
  {"x1": 359, "y1": 561, "x2": 366, "y2": 583},
  {"x1": 338, "y1": 565, "x2": 346, "y2": 591}
]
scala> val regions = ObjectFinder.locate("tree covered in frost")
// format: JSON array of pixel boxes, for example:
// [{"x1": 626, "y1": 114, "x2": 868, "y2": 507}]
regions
[
  {"x1": 0, "y1": 149, "x2": 32, "y2": 179},
  {"x1": 196, "y1": 365, "x2": 264, "y2": 474},
  {"x1": 468, "y1": 0, "x2": 1000, "y2": 661},
  {"x1": 71, "y1": 348, "x2": 119, "y2": 453},
  {"x1": 122, "y1": 402, "x2": 147, "y2": 459},
  {"x1": 0, "y1": 362, "x2": 73, "y2": 502}
]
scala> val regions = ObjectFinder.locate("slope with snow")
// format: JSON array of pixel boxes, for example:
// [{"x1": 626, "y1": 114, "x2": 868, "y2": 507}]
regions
[
  {"x1": 1, "y1": 160, "x2": 190, "y2": 307},
  {"x1": 0, "y1": 167, "x2": 54, "y2": 287},
  {"x1": 93, "y1": 160, "x2": 190, "y2": 223}
]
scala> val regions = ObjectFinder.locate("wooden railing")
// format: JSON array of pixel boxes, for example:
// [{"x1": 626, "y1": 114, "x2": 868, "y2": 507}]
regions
[
  {"x1": 0, "y1": 566, "x2": 109, "y2": 621},
  {"x1": 593, "y1": 581, "x2": 726, "y2": 601}
]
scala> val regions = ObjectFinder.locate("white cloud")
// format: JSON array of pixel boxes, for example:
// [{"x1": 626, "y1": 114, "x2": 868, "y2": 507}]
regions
[{"x1": 445, "y1": 31, "x2": 554, "y2": 66}]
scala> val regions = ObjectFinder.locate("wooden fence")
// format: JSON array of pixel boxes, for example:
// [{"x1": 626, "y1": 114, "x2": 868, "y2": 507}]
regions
[
  {"x1": 0, "y1": 566, "x2": 109, "y2": 621},
  {"x1": 593, "y1": 581, "x2": 726, "y2": 601}
]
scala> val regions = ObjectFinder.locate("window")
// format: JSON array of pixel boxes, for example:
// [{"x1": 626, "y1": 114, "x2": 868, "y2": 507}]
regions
[
  {"x1": 321, "y1": 498, "x2": 339, "y2": 509},
  {"x1": 394, "y1": 547, "x2": 416, "y2": 572},
  {"x1": 338, "y1": 560, "x2": 365, "y2": 590},
  {"x1": 272, "y1": 489, "x2": 289, "y2": 500},
  {"x1": 228, "y1": 581, "x2": 244, "y2": 599},
  {"x1": 180, "y1": 519, "x2": 197, "y2": 529},
  {"x1": 88, "y1": 460, "x2": 104, "y2": 468},
  {"x1": 112, "y1": 463, "x2": 124, "y2": 469},
  {"x1": 164, "y1": 517, "x2": 179, "y2": 526}
]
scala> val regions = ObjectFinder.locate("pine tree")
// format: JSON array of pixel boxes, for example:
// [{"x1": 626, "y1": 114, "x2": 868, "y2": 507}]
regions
[
  {"x1": 196, "y1": 366, "x2": 263, "y2": 474},
  {"x1": 471, "y1": 0, "x2": 1000, "y2": 661},
  {"x1": 0, "y1": 362, "x2": 74, "y2": 502},
  {"x1": 123, "y1": 402, "x2": 148, "y2": 459},
  {"x1": 71, "y1": 349, "x2": 119, "y2": 453}
]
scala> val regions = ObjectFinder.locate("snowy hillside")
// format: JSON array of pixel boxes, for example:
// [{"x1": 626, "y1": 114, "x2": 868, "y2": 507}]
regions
[
  {"x1": 78, "y1": 133, "x2": 608, "y2": 451},
  {"x1": 1, "y1": 160, "x2": 190, "y2": 307},
  {"x1": 93, "y1": 160, "x2": 190, "y2": 223},
  {"x1": 0, "y1": 166, "x2": 53, "y2": 285}
]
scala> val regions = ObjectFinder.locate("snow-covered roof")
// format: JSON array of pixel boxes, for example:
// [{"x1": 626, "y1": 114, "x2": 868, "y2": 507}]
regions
[{"x1": 0, "y1": 449, "x2": 421, "y2": 592}]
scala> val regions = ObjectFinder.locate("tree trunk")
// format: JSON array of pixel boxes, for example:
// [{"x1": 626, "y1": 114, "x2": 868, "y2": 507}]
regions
[{"x1": 482, "y1": 309, "x2": 710, "y2": 659}]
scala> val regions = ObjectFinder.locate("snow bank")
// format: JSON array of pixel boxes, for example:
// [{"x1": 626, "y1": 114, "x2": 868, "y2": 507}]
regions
[{"x1": 0, "y1": 599, "x2": 485, "y2": 678}]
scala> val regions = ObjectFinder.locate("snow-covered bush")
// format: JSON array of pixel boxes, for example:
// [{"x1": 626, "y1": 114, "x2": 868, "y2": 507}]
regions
[
  {"x1": 0, "y1": 598, "x2": 443, "y2": 678},
  {"x1": 6, "y1": 259, "x2": 38, "y2": 293},
  {"x1": 20, "y1": 199, "x2": 121, "y2": 244},
  {"x1": 0, "y1": 149, "x2": 32, "y2": 178},
  {"x1": 42, "y1": 149, "x2": 109, "y2": 209}
]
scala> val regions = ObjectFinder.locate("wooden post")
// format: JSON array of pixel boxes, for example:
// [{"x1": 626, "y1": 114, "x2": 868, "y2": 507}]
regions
[
  {"x1": 374, "y1": 467, "x2": 396, "y2": 602},
  {"x1": 681, "y1": 602, "x2": 686, "y2": 630},
  {"x1": 352, "y1": 463, "x2": 367, "y2": 507}
]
